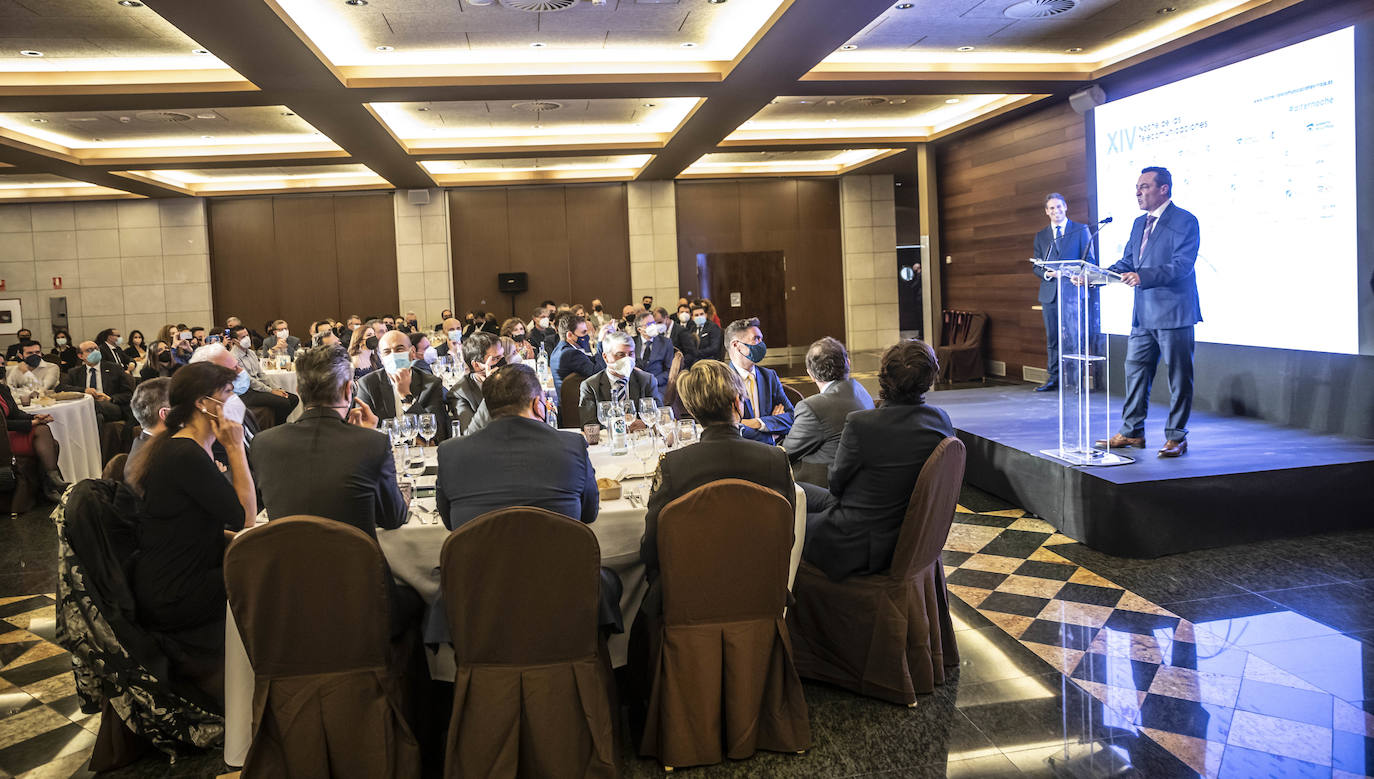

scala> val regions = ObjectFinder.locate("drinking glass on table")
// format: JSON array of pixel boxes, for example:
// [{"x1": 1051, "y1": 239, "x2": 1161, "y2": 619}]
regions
[
  {"x1": 406, "y1": 447, "x2": 425, "y2": 480},
  {"x1": 450, "y1": 420, "x2": 462, "y2": 440},
  {"x1": 631, "y1": 429, "x2": 659, "y2": 499},
  {"x1": 418, "y1": 413, "x2": 438, "y2": 445},
  {"x1": 596, "y1": 401, "x2": 613, "y2": 431},
  {"x1": 399, "y1": 414, "x2": 418, "y2": 446},
  {"x1": 658, "y1": 407, "x2": 677, "y2": 447},
  {"x1": 676, "y1": 418, "x2": 698, "y2": 446},
  {"x1": 637, "y1": 398, "x2": 658, "y2": 429}
]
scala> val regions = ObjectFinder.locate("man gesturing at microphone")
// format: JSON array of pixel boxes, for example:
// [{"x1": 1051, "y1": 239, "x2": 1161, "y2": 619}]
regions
[
  {"x1": 1100, "y1": 166, "x2": 1201, "y2": 458},
  {"x1": 1031, "y1": 192, "x2": 1095, "y2": 392}
]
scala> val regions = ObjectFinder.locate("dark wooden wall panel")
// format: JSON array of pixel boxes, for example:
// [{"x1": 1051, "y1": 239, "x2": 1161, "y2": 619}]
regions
[
  {"x1": 209, "y1": 193, "x2": 398, "y2": 331},
  {"x1": 936, "y1": 99, "x2": 1088, "y2": 378},
  {"x1": 675, "y1": 179, "x2": 845, "y2": 348},
  {"x1": 448, "y1": 184, "x2": 630, "y2": 320}
]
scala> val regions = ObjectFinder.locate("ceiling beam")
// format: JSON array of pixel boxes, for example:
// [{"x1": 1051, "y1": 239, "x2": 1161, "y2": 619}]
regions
[{"x1": 0, "y1": 144, "x2": 184, "y2": 197}]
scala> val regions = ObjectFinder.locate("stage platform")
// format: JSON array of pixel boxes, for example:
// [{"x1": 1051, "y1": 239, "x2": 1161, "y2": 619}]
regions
[{"x1": 931, "y1": 384, "x2": 1374, "y2": 558}]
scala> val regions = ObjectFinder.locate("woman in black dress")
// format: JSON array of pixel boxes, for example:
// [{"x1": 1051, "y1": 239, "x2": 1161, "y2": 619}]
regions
[
  {"x1": 48, "y1": 329, "x2": 79, "y2": 372},
  {"x1": 125, "y1": 362, "x2": 257, "y2": 706}
]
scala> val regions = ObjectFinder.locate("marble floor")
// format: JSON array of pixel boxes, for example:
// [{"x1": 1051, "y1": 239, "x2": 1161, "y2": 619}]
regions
[{"x1": 3, "y1": 481, "x2": 1374, "y2": 777}]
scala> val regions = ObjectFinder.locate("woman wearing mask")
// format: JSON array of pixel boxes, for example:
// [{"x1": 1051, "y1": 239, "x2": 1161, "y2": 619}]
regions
[
  {"x1": 348, "y1": 324, "x2": 378, "y2": 381},
  {"x1": 124, "y1": 330, "x2": 149, "y2": 374},
  {"x1": 140, "y1": 341, "x2": 179, "y2": 380},
  {"x1": 49, "y1": 329, "x2": 79, "y2": 372},
  {"x1": 499, "y1": 318, "x2": 536, "y2": 362},
  {"x1": 125, "y1": 362, "x2": 256, "y2": 705},
  {"x1": 155, "y1": 323, "x2": 178, "y2": 350}
]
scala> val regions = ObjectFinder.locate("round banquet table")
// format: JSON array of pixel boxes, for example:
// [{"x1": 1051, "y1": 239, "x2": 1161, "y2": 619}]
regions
[
  {"x1": 261, "y1": 370, "x2": 304, "y2": 423},
  {"x1": 223, "y1": 438, "x2": 806, "y2": 768},
  {"x1": 20, "y1": 394, "x2": 101, "y2": 482}
]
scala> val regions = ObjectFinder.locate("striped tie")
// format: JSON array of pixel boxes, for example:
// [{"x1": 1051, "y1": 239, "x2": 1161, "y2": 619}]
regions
[{"x1": 612, "y1": 377, "x2": 627, "y2": 404}]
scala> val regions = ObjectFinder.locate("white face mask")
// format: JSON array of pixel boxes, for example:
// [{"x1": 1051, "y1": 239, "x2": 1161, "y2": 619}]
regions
[
  {"x1": 537, "y1": 317, "x2": 550, "y2": 329},
  {"x1": 205, "y1": 394, "x2": 246, "y2": 425},
  {"x1": 447, "y1": 329, "x2": 462, "y2": 345},
  {"x1": 677, "y1": 312, "x2": 690, "y2": 324},
  {"x1": 610, "y1": 356, "x2": 634, "y2": 377},
  {"x1": 276, "y1": 329, "x2": 289, "y2": 339},
  {"x1": 238, "y1": 336, "x2": 251, "y2": 350}
]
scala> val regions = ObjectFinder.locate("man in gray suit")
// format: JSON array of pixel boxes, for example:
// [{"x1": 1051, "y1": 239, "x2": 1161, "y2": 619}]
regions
[
  {"x1": 451, "y1": 331, "x2": 501, "y2": 436},
  {"x1": 781, "y1": 337, "x2": 873, "y2": 487},
  {"x1": 578, "y1": 330, "x2": 657, "y2": 427}
]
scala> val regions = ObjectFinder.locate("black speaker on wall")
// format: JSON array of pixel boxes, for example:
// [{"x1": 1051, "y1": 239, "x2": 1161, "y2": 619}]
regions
[{"x1": 498, "y1": 272, "x2": 528, "y2": 293}]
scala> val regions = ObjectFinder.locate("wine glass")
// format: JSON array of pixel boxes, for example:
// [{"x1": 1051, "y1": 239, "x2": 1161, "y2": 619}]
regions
[
  {"x1": 399, "y1": 414, "x2": 418, "y2": 446},
  {"x1": 637, "y1": 398, "x2": 658, "y2": 429},
  {"x1": 418, "y1": 413, "x2": 438, "y2": 445},
  {"x1": 631, "y1": 430, "x2": 658, "y2": 496},
  {"x1": 596, "y1": 401, "x2": 613, "y2": 429},
  {"x1": 658, "y1": 407, "x2": 677, "y2": 447}
]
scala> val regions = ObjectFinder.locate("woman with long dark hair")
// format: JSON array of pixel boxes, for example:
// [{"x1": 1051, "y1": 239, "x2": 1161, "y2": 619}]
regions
[
  {"x1": 49, "y1": 329, "x2": 79, "y2": 372},
  {"x1": 126, "y1": 362, "x2": 257, "y2": 705}
]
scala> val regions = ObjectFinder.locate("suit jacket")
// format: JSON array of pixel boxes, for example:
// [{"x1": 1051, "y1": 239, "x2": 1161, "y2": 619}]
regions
[
  {"x1": 99, "y1": 341, "x2": 131, "y2": 371},
  {"x1": 435, "y1": 416, "x2": 598, "y2": 531},
  {"x1": 736, "y1": 363, "x2": 794, "y2": 444},
  {"x1": 780, "y1": 378, "x2": 874, "y2": 486},
  {"x1": 261, "y1": 334, "x2": 301, "y2": 357},
  {"x1": 578, "y1": 368, "x2": 658, "y2": 427},
  {"x1": 450, "y1": 374, "x2": 492, "y2": 436},
  {"x1": 550, "y1": 340, "x2": 604, "y2": 392},
  {"x1": 804, "y1": 402, "x2": 954, "y2": 581},
  {"x1": 353, "y1": 367, "x2": 451, "y2": 441},
  {"x1": 681, "y1": 321, "x2": 723, "y2": 366},
  {"x1": 249, "y1": 407, "x2": 406, "y2": 538},
  {"x1": 1107, "y1": 202, "x2": 1203, "y2": 330},
  {"x1": 1032, "y1": 219, "x2": 1095, "y2": 304},
  {"x1": 633, "y1": 335, "x2": 674, "y2": 400},
  {"x1": 638, "y1": 424, "x2": 795, "y2": 617},
  {"x1": 59, "y1": 363, "x2": 133, "y2": 406}
]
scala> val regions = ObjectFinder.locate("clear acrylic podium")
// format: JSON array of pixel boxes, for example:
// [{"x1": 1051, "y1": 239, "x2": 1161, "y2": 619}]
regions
[{"x1": 1034, "y1": 259, "x2": 1133, "y2": 466}]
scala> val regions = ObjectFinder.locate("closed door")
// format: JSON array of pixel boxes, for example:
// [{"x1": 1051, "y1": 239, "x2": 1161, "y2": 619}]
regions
[{"x1": 696, "y1": 250, "x2": 788, "y2": 345}]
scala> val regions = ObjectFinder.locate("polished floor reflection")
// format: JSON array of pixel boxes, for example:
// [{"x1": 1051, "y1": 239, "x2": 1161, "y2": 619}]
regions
[{"x1": 2, "y1": 483, "x2": 1373, "y2": 777}]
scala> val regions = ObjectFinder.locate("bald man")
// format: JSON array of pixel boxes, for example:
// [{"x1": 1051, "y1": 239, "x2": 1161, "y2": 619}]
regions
[{"x1": 354, "y1": 330, "x2": 452, "y2": 440}]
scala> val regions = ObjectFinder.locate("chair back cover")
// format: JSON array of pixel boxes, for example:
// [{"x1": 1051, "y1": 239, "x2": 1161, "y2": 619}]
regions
[
  {"x1": 889, "y1": 437, "x2": 967, "y2": 579},
  {"x1": 224, "y1": 515, "x2": 419, "y2": 778},
  {"x1": 101, "y1": 452, "x2": 128, "y2": 482},
  {"x1": 440, "y1": 507, "x2": 616, "y2": 778},
  {"x1": 559, "y1": 372, "x2": 586, "y2": 429},
  {"x1": 643, "y1": 479, "x2": 810, "y2": 767}
]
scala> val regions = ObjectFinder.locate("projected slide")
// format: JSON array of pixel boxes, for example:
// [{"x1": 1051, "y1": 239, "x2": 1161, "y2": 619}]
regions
[{"x1": 1093, "y1": 27, "x2": 1357, "y2": 355}]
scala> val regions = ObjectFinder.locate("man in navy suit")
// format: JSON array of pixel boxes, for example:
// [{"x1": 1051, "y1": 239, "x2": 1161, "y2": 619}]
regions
[
  {"x1": 724, "y1": 317, "x2": 794, "y2": 444},
  {"x1": 1031, "y1": 192, "x2": 1095, "y2": 392},
  {"x1": 632, "y1": 311, "x2": 674, "y2": 401},
  {"x1": 549, "y1": 311, "x2": 605, "y2": 392},
  {"x1": 1102, "y1": 166, "x2": 1202, "y2": 458}
]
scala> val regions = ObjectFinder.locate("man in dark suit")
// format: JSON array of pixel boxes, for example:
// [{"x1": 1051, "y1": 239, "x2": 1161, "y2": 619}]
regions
[
  {"x1": 4, "y1": 328, "x2": 33, "y2": 362},
  {"x1": 681, "y1": 302, "x2": 722, "y2": 367},
  {"x1": 578, "y1": 331, "x2": 657, "y2": 427},
  {"x1": 58, "y1": 340, "x2": 133, "y2": 423},
  {"x1": 724, "y1": 317, "x2": 794, "y2": 444},
  {"x1": 260, "y1": 319, "x2": 301, "y2": 357},
  {"x1": 94, "y1": 328, "x2": 132, "y2": 373},
  {"x1": 251, "y1": 345, "x2": 406, "y2": 538},
  {"x1": 1101, "y1": 166, "x2": 1202, "y2": 458},
  {"x1": 781, "y1": 337, "x2": 874, "y2": 487},
  {"x1": 451, "y1": 332, "x2": 500, "y2": 436},
  {"x1": 436, "y1": 364, "x2": 598, "y2": 531},
  {"x1": 632, "y1": 311, "x2": 674, "y2": 401},
  {"x1": 1031, "y1": 192, "x2": 1096, "y2": 392},
  {"x1": 549, "y1": 312, "x2": 604, "y2": 393},
  {"x1": 354, "y1": 330, "x2": 451, "y2": 440},
  {"x1": 802, "y1": 340, "x2": 954, "y2": 581}
]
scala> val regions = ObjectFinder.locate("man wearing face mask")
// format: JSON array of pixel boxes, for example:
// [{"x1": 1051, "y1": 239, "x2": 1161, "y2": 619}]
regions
[
  {"x1": 127, "y1": 377, "x2": 170, "y2": 463},
  {"x1": 725, "y1": 317, "x2": 793, "y2": 444},
  {"x1": 529, "y1": 307, "x2": 557, "y2": 354},
  {"x1": 435, "y1": 317, "x2": 464, "y2": 363},
  {"x1": 549, "y1": 312, "x2": 605, "y2": 393},
  {"x1": 58, "y1": 340, "x2": 133, "y2": 424},
  {"x1": 682, "y1": 302, "x2": 723, "y2": 367},
  {"x1": 95, "y1": 328, "x2": 131, "y2": 372},
  {"x1": 579, "y1": 331, "x2": 656, "y2": 428},
  {"x1": 4, "y1": 328, "x2": 33, "y2": 362},
  {"x1": 450, "y1": 332, "x2": 501, "y2": 436},
  {"x1": 8, "y1": 340, "x2": 59, "y2": 392},
  {"x1": 407, "y1": 331, "x2": 435, "y2": 375},
  {"x1": 355, "y1": 330, "x2": 451, "y2": 441},
  {"x1": 632, "y1": 311, "x2": 673, "y2": 402},
  {"x1": 588, "y1": 299, "x2": 613, "y2": 330},
  {"x1": 620, "y1": 304, "x2": 639, "y2": 333},
  {"x1": 433, "y1": 309, "x2": 453, "y2": 332},
  {"x1": 261, "y1": 319, "x2": 300, "y2": 357},
  {"x1": 228, "y1": 325, "x2": 299, "y2": 427},
  {"x1": 641, "y1": 295, "x2": 654, "y2": 312}
]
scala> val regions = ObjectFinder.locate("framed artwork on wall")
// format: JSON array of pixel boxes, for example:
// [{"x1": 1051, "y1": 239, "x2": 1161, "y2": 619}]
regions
[{"x1": 0, "y1": 299, "x2": 20, "y2": 335}]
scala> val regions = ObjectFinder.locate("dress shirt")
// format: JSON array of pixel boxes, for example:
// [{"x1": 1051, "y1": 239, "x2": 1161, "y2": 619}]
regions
[
  {"x1": 730, "y1": 362, "x2": 760, "y2": 419},
  {"x1": 386, "y1": 370, "x2": 408, "y2": 419},
  {"x1": 231, "y1": 346, "x2": 275, "y2": 393},
  {"x1": 1139, "y1": 199, "x2": 1172, "y2": 256}
]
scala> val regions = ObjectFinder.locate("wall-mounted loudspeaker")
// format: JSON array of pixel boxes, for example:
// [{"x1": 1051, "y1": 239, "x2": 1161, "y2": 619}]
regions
[
  {"x1": 498, "y1": 272, "x2": 528, "y2": 294},
  {"x1": 1069, "y1": 86, "x2": 1107, "y2": 115},
  {"x1": 406, "y1": 189, "x2": 431, "y2": 206}
]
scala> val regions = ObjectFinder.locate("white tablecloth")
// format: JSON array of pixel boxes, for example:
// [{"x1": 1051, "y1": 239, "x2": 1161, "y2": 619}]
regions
[
  {"x1": 20, "y1": 395, "x2": 101, "y2": 482},
  {"x1": 261, "y1": 371, "x2": 303, "y2": 423}
]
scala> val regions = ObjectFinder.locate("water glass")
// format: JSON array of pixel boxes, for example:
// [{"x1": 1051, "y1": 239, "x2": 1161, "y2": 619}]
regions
[
  {"x1": 450, "y1": 420, "x2": 462, "y2": 440},
  {"x1": 418, "y1": 413, "x2": 438, "y2": 444},
  {"x1": 582, "y1": 422, "x2": 601, "y2": 445},
  {"x1": 596, "y1": 401, "x2": 613, "y2": 429},
  {"x1": 677, "y1": 418, "x2": 698, "y2": 445},
  {"x1": 631, "y1": 431, "x2": 658, "y2": 497},
  {"x1": 406, "y1": 449, "x2": 425, "y2": 479},
  {"x1": 658, "y1": 408, "x2": 677, "y2": 447}
]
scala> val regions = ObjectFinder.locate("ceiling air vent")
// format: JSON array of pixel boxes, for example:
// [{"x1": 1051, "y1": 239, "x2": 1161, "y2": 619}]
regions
[
  {"x1": 842, "y1": 97, "x2": 889, "y2": 107},
  {"x1": 499, "y1": 0, "x2": 580, "y2": 11},
  {"x1": 1004, "y1": 0, "x2": 1076, "y2": 19},
  {"x1": 134, "y1": 111, "x2": 194, "y2": 123},
  {"x1": 511, "y1": 101, "x2": 563, "y2": 112}
]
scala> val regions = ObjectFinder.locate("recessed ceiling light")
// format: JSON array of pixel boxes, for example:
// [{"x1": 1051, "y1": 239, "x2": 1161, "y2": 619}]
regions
[
  {"x1": 345, "y1": 0, "x2": 367, "y2": 4},
  {"x1": 1066, "y1": 47, "x2": 1083, "y2": 52},
  {"x1": 19, "y1": 50, "x2": 43, "y2": 57},
  {"x1": 890, "y1": 98, "x2": 906, "y2": 105},
  {"x1": 529, "y1": 42, "x2": 546, "y2": 48},
  {"x1": 201, "y1": 135, "x2": 215, "y2": 139},
  {"x1": 191, "y1": 48, "x2": 210, "y2": 55},
  {"x1": 117, "y1": 0, "x2": 143, "y2": 6},
  {"x1": 280, "y1": 111, "x2": 295, "y2": 116},
  {"x1": 680, "y1": 42, "x2": 697, "y2": 48},
  {"x1": 1157, "y1": 6, "x2": 1176, "y2": 13},
  {"x1": 195, "y1": 113, "x2": 216, "y2": 119},
  {"x1": 956, "y1": 46, "x2": 975, "y2": 52},
  {"x1": 945, "y1": 98, "x2": 961, "y2": 104},
  {"x1": 642, "y1": 103, "x2": 656, "y2": 108},
  {"x1": 839, "y1": 44, "x2": 858, "y2": 51},
  {"x1": 30, "y1": 118, "x2": 47, "y2": 123},
  {"x1": 895, "y1": 2, "x2": 914, "y2": 7},
  {"x1": 375, "y1": 45, "x2": 394, "y2": 52},
  {"x1": 707, "y1": 0, "x2": 727, "y2": 3},
  {"x1": 417, "y1": 107, "x2": 430, "y2": 112}
]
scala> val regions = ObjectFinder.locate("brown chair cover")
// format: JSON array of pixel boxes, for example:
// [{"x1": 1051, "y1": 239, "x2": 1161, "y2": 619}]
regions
[
  {"x1": 0, "y1": 424, "x2": 40, "y2": 514},
  {"x1": 224, "y1": 516, "x2": 420, "y2": 779},
  {"x1": 101, "y1": 453, "x2": 128, "y2": 482},
  {"x1": 935, "y1": 311, "x2": 987, "y2": 383},
  {"x1": 440, "y1": 507, "x2": 616, "y2": 779},
  {"x1": 559, "y1": 372, "x2": 586, "y2": 429},
  {"x1": 782, "y1": 384, "x2": 804, "y2": 408},
  {"x1": 786, "y1": 437, "x2": 966, "y2": 705},
  {"x1": 641, "y1": 479, "x2": 811, "y2": 768}
]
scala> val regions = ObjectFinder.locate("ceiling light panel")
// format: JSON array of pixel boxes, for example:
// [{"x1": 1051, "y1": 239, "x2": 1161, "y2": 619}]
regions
[
  {"x1": 680, "y1": 148, "x2": 902, "y2": 178},
  {"x1": 420, "y1": 154, "x2": 653, "y2": 185},
  {"x1": 726, "y1": 94, "x2": 1036, "y2": 143},
  {"x1": 0, "y1": 2, "x2": 251, "y2": 92},
  {"x1": 369, "y1": 97, "x2": 702, "y2": 153},
  {"x1": 0, "y1": 173, "x2": 141, "y2": 202},
  {"x1": 115, "y1": 164, "x2": 387, "y2": 195},
  {"x1": 0, "y1": 106, "x2": 346, "y2": 164},
  {"x1": 268, "y1": 0, "x2": 788, "y2": 84}
]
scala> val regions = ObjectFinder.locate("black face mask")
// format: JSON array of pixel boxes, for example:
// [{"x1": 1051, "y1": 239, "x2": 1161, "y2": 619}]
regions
[
  {"x1": 157, "y1": 350, "x2": 172, "y2": 364},
  {"x1": 364, "y1": 336, "x2": 379, "y2": 351},
  {"x1": 512, "y1": 333, "x2": 527, "y2": 343},
  {"x1": 643, "y1": 302, "x2": 652, "y2": 310},
  {"x1": 23, "y1": 354, "x2": 42, "y2": 368},
  {"x1": 593, "y1": 305, "x2": 603, "y2": 312},
  {"x1": 493, "y1": 357, "x2": 507, "y2": 368}
]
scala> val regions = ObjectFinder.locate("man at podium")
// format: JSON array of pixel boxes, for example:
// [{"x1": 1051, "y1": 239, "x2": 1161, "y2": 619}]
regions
[
  {"x1": 1031, "y1": 192, "x2": 1095, "y2": 392},
  {"x1": 1100, "y1": 166, "x2": 1202, "y2": 458}
]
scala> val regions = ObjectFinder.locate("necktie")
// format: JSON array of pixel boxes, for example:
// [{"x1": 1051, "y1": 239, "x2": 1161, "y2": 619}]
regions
[
  {"x1": 1139, "y1": 215, "x2": 1157, "y2": 260},
  {"x1": 1053, "y1": 225, "x2": 1063, "y2": 259},
  {"x1": 745, "y1": 372, "x2": 757, "y2": 418},
  {"x1": 612, "y1": 377, "x2": 627, "y2": 404},
  {"x1": 87, "y1": 367, "x2": 97, "y2": 389}
]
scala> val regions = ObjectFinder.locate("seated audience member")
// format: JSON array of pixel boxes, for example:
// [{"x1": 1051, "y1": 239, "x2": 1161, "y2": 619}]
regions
[
  {"x1": 355, "y1": 330, "x2": 450, "y2": 439},
  {"x1": 588, "y1": 299, "x2": 613, "y2": 330},
  {"x1": 529, "y1": 306, "x2": 557, "y2": 354},
  {"x1": 436, "y1": 364, "x2": 595, "y2": 531},
  {"x1": 434, "y1": 317, "x2": 462, "y2": 360},
  {"x1": 407, "y1": 331, "x2": 434, "y2": 375},
  {"x1": 251, "y1": 345, "x2": 406, "y2": 538},
  {"x1": 190, "y1": 327, "x2": 207, "y2": 347},
  {"x1": 190, "y1": 344, "x2": 262, "y2": 469},
  {"x1": 578, "y1": 331, "x2": 657, "y2": 427},
  {"x1": 801, "y1": 339, "x2": 954, "y2": 581},
  {"x1": 4, "y1": 328, "x2": 33, "y2": 362},
  {"x1": 95, "y1": 328, "x2": 131, "y2": 372},
  {"x1": 635, "y1": 359, "x2": 795, "y2": 620},
  {"x1": 260, "y1": 319, "x2": 299, "y2": 356},
  {"x1": 403, "y1": 311, "x2": 420, "y2": 333},
  {"x1": 128, "y1": 377, "x2": 170, "y2": 463},
  {"x1": 8, "y1": 340, "x2": 59, "y2": 392},
  {"x1": 432, "y1": 309, "x2": 453, "y2": 332},
  {"x1": 725, "y1": 317, "x2": 794, "y2": 444},
  {"x1": 632, "y1": 311, "x2": 673, "y2": 400},
  {"x1": 549, "y1": 312, "x2": 605, "y2": 392},
  {"x1": 124, "y1": 330, "x2": 150, "y2": 372},
  {"x1": 451, "y1": 332, "x2": 501, "y2": 435},
  {"x1": 125, "y1": 362, "x2": 256, "y2": 705},
  {"x1": 0, "y1": 377, "x2": 68, "y2": 502},
  {"x1": 141, "y1": 341, "x2": 179, "y2": 381},
  {"x1": 619, "y1": 304, "x2": 639, "y2": 333},
  {"x1": 348, "y1": 323, "x2": 380, "y2": 380},
  {"x1": 681, "y1": 302, "x2": 723, "y2": 366},
  {"x1": 344, "y1": 314, "x2": 362, "y2": 336},
  {"x1": 228, "y1": 325, "x2": 300, "y2": 426},
  {"x1": 500, "y1": 317, "x2": 536, "y2": 363},
  {"x1": 58, "y1": 340, "x2": 133, "y2": 424},
  {"x1": 172, "y1": 326, "x2": 197, "y2": 365},
  {"x1": 49, "y1": 329, "x2": 79, "y2": 372},
  {"x1": 781, "y1": 337, "x2": 874, "y2": 486}
]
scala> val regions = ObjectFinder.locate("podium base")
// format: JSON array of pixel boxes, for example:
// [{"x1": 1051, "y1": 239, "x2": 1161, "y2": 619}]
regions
[{"x1": 1040, "y1": 448, "x2": 1135, "y2": 467}]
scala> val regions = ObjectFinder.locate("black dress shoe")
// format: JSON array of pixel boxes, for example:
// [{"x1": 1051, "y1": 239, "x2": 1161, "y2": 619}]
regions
[{"x1": 1034, "y1": 382, "x2": 1058, "y2": 392}]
